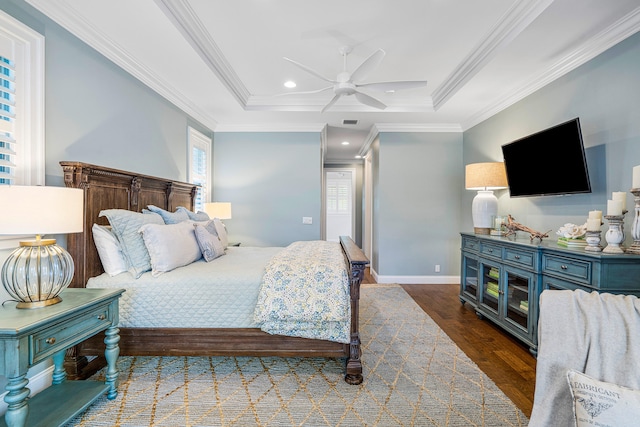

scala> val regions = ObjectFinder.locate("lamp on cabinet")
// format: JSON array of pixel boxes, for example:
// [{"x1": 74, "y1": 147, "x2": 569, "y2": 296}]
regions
[
  {"x1": 0, "y1": 185, "x2": 84, "y2": 308},
  {"x1": 465, "y1": 162, "x2": 508, "y2": 235}
]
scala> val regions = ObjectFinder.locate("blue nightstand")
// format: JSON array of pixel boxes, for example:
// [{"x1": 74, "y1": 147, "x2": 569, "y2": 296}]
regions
[{"x1": 0, "y1": 288, "x2": 124, "y2": 427}]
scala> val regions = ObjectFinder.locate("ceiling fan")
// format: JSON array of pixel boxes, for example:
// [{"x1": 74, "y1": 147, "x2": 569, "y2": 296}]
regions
[{"x1": 282, "y1": 46, "x2": 428, "y2": 113}]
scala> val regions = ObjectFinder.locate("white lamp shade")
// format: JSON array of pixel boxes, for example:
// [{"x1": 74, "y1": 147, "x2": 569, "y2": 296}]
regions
[
  {"x1": 472, "y1": 190, "x2": 498, "y2": 232},
  {"x1": 0, "y1": 186, "x2": 84, "y2": 235},
  {"x1": 204, "y1": 202, "x2": 232, "y2": 220}
]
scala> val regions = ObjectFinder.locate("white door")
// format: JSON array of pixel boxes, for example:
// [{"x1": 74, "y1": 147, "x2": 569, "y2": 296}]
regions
[{"x1": 325, "y1": 170, "x2": 354, "y2": 242}]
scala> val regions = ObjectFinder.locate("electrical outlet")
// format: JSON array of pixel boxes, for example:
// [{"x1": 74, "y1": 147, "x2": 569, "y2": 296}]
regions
[
  {"x1": 435, "y1": 264, "x2": 441, "y2": 273},
  {"x1": 302, "y1": 217, "x2": 312, "y2": 225}
]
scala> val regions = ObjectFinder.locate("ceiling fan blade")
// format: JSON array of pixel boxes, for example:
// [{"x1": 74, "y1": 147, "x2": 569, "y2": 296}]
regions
[
  {"x1": 350, "y1": 49, "x2": 385, "y2": 82},
  {"x1": 354, "y1": 91, "x2": 387, "y2": 110},
  {"x1": 283, "y1": 57, "x2": 336, "y2": 84},
  {"x1": 321, "y1": 94, "x2": 342, "y2": 113},
  {"x1": 273, "y1": 86, "x2": 333, "y2": 97},
  {"x1": 357, "y1": 80, "x2": 428, "y2": 92}
]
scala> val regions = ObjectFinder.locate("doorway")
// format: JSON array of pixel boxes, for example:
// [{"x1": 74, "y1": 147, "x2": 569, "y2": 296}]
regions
[{"x1": 324, "y1": 169, "x2": 355, "y2": 242}]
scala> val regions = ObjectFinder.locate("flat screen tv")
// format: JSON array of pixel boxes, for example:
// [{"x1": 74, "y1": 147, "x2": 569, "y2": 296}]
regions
[{"x1": 501, "y1": 118, "x2": 591, "y2": 197}]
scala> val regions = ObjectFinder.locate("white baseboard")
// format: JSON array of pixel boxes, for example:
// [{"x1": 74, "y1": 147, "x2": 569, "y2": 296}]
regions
[
  {"x1": 370, "y1": 268, "x2": 460, "y2": 285},
  {"x1": 0, "y1": 365, "x2": 53, "y2": 415}
]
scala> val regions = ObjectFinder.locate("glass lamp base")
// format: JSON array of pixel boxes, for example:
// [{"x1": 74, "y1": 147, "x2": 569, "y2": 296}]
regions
[{"x1": 16, "y1": 296, "x2": 63, "y2": 309}]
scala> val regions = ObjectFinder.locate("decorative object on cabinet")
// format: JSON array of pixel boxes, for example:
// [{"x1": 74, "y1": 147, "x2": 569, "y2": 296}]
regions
[
  {"x1": 503, "y1": 214, "x2": 551, "y2": 242},
  {"x1": 460, "y1": 232, "x2": 640, "y2": 354},
  {"x1": 0, "y1": 186, "x2": 83, "y2": 309},
  {"x1": 0, "y1": 288, "x2": 123, "y2": 427},
  {"x1": 628, "y1": 188, "x2": 640, "y2": 254},
  {"x1": 556, "y1": 222, "x2": 588, "y2": 248},
  {"x1": 465, "y1": 162, "x2": 508, "y2": 235},
  {"x1": 584, "y1": 230, "x2": 603, "y2": 252},
  {"x1": 603, "y1": 214, "x2": 626, "y2": 253},
  {"x1": 204, "y1": 202, "x2": 232, "y2": 220},
  {"x1": 491, "y1": 215, "x2": 506, "y2": 236}
]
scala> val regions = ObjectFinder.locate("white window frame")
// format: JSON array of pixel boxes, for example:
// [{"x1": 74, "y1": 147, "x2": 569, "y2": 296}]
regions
[
  {"x1": 187, "y1": 126, "x2": 211, "y2": 212},
  {"x1": 0, "y1": 11, "x2": 45, "y2": 250}
]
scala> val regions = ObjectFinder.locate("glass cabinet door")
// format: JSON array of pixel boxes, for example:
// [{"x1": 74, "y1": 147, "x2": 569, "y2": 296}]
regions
[
  {"x1": 505, "y1": 268, "x2": 531, "y2": 332},
  {"x1": 480, "y1": 262, "x2": 500, "y2": 314},
  {"x1": 462, "y1": 255, "x2": 479, "y2": 302}
]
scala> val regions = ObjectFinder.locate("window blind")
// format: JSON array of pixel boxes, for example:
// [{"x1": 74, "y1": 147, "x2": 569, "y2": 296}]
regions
[
  {"x1": 188, "y1": 127, "x2": 211, "y2": 212},
  {"x1": 0, "y1": 55, "x2": 15, "y2": 184}
]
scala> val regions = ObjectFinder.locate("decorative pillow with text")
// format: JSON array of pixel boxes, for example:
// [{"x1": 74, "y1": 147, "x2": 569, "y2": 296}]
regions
[{"x1": 567, "y1": 370, "x2": 640, "y2": 427}]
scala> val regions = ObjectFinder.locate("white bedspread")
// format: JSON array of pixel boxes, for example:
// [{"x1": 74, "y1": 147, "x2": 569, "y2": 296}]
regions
[{"x1": 87, "y1": 246, "x2": 282, "y2": 328}]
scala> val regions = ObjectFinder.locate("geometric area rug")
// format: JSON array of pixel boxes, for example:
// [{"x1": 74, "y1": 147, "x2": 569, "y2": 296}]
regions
[{"x1": 69, "y1": 284, "x2": 529, "y2": 426}]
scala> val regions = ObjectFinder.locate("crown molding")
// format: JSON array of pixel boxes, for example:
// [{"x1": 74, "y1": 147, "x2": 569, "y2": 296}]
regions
[
  {"x1": 25, "y1": 0, "x2": 218, "y2": 130},
  {"x1": 431, "y1": 0, "x2": 554, "y2": 111},
  {"x1": 154, "y1": 0, "x2": 250, "y2": 106},
  {"x1": 246, "y1": 95, "x2": 434, "y2": 113},
  {"x1": 461, "y1": 6, "x2": 640, "y2": 131},
  {"x1": 214, "y1": 123, "x2": 327, "y2": 133},
  {"x1": 358, "y1": 123, "x2": 462, "y2": 157}
]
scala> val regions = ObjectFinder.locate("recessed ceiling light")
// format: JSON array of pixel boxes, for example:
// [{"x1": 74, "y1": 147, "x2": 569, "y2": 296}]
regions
[
  {"x1": 341, "y1": 141, "x2": 350, "y2": 145},
  {"x1": 284, "y1": 81, "x2": 296, "y2": 88}
]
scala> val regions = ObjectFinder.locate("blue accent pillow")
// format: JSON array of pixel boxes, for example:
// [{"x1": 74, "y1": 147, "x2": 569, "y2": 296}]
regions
[
  {"x1": 99, "y1": 209, "x2": 164, "y2": 278},
  {"x1": 176, "y1": 206, "x2": 210, "y2": 222},
  {"x1": 146, "y1": 205, "x2": 190, "y2": 224}
]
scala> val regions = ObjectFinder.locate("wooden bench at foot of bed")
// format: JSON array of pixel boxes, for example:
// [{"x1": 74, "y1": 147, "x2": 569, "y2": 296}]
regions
[{"x1": 61, "y1": 161, "x2": 368, "y2": 385}]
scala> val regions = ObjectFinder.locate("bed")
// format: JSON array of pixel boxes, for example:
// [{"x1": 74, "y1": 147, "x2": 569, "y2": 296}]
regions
[{"x1": 60, "y1": 161, "x2": 369, "y2": 385}]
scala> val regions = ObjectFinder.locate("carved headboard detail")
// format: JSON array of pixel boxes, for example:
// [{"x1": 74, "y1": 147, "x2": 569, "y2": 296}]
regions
[{"x1": 60, "y1": 161, "x2": 198, "y2": 287}]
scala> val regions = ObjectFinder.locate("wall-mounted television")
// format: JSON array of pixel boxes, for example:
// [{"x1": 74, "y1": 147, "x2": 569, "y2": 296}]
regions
[{"x1": 501, "y1": 118, "x2": 591, "y2": 197}]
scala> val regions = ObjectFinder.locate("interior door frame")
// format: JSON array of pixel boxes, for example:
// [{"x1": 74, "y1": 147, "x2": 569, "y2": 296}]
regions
[{"x1": 323, "y1": 167, "x2": 356, "y2": 242}]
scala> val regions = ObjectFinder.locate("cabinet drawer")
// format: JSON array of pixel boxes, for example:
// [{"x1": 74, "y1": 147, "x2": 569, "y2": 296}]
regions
[
  {"x1": 480, "y1": 242, "x2": 502, "y2": 260},
  {"x1": 504, "y1": 247, "x2": 536, "y2": 269},
  {"x1": 542, "y1": 254, "x2": 592, "y2": 284},
  {"x1": 462, "y1": 236, "x2": 479, "y2": 252},
  {"x1": 31, "y1": 304, "x2": 113, "y2": 364}
]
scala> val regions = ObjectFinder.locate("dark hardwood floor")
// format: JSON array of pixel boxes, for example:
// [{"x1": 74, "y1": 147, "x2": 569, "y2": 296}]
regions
[{"x1": 362, "y1": 269, "x2": 536, "y2": 418}]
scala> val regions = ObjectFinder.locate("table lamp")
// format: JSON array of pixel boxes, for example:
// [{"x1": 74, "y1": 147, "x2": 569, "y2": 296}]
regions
[
  {"x1": 465, "y1": 162, "x2": 508, "y2": 235},
  {"x1": 204, "y1": 202, "x2": 232, "y2": 220},
  {"x1": 0, "y1": 185, "x2": 84, "y2": 308}
]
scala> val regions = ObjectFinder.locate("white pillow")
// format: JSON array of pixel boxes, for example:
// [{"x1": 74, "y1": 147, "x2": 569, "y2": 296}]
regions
[
  {"x1": 92, "y1": 224, "x2": 128, "y2": 276},
  {"x1": 138, "y1": 222, "x2": 202, "y2": 277},
  {"x1": 193, "y1": 222, "x2": 225, "y2": 262},
  {"x1": 213, "y1": 218, "x2": 228, "y2": 248},
  {"x1": 567, "y1": 370, "x2": 640, "y2": 426}
]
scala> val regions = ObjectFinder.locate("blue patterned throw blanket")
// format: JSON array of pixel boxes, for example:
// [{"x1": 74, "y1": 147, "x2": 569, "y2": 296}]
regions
[{"x1": 253, "y1": 240, "x2": 351, "y2": 343}]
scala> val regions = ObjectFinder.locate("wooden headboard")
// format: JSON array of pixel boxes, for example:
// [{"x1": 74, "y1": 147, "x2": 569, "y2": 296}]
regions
[{"x1": 61, "y1": 161, "x2": 198, "y2": 287}]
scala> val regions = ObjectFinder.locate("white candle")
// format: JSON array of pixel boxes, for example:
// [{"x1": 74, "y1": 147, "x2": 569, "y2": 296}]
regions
[
  {"x1": 586, "y1": 218, "x2": 601, "y2": 231},
  {"x1": 588, "y1": 210, "x2": 602, "y2": 220},
  {"x1": 607, "y1": 199, "x2": 623, "y2": 216},
  {"x1": 612, "y1": 192, "x2": 627, "y2": 212},
  {"x1": 633, "y1": 165, "x2": 640, "y2": 189}
]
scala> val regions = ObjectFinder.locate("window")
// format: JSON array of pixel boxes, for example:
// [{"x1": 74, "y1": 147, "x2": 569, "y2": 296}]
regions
[
  {"x1": 187, "y1": 126, "x2": 211, "y2": 212},
  {"x1": 326, "y1": 177, "x2": 351, "y2": 215},
  {"x1": 0, "y1": 11, "x2": 45, "y2": 249}
]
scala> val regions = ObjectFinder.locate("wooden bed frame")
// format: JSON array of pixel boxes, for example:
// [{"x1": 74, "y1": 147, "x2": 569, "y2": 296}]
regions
[{"x1": 60, "y1": 161, "x2": 369, "y2": 384}]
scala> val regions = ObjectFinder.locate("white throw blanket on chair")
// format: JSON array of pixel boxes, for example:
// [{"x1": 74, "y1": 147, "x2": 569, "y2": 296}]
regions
[{"x1": 529, "y1": 289, "x2": 640, "y2": 426}]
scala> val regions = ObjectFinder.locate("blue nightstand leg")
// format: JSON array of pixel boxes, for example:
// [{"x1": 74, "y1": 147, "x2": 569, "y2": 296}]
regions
[
  {"x1": 104, "y1": 326, "x2": 120, "y2": 400},
  {"x1": 4, "y1": 374, "x2": 29, "y2": 427},
  {"x1": 52, "y1": 349, "x2": 67, "y2": 385}
]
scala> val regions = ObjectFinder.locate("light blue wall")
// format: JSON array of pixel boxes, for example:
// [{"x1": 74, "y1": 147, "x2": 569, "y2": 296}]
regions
[
  {"x1": 213, "y1": 132, "x2": 322, "y2": 247},
  {"x1": 463, "y1": 32, "x2": 640, "y2": 245},
  {"x1": 373, "y1": 132, "x2": 463, "y2": 276}
]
